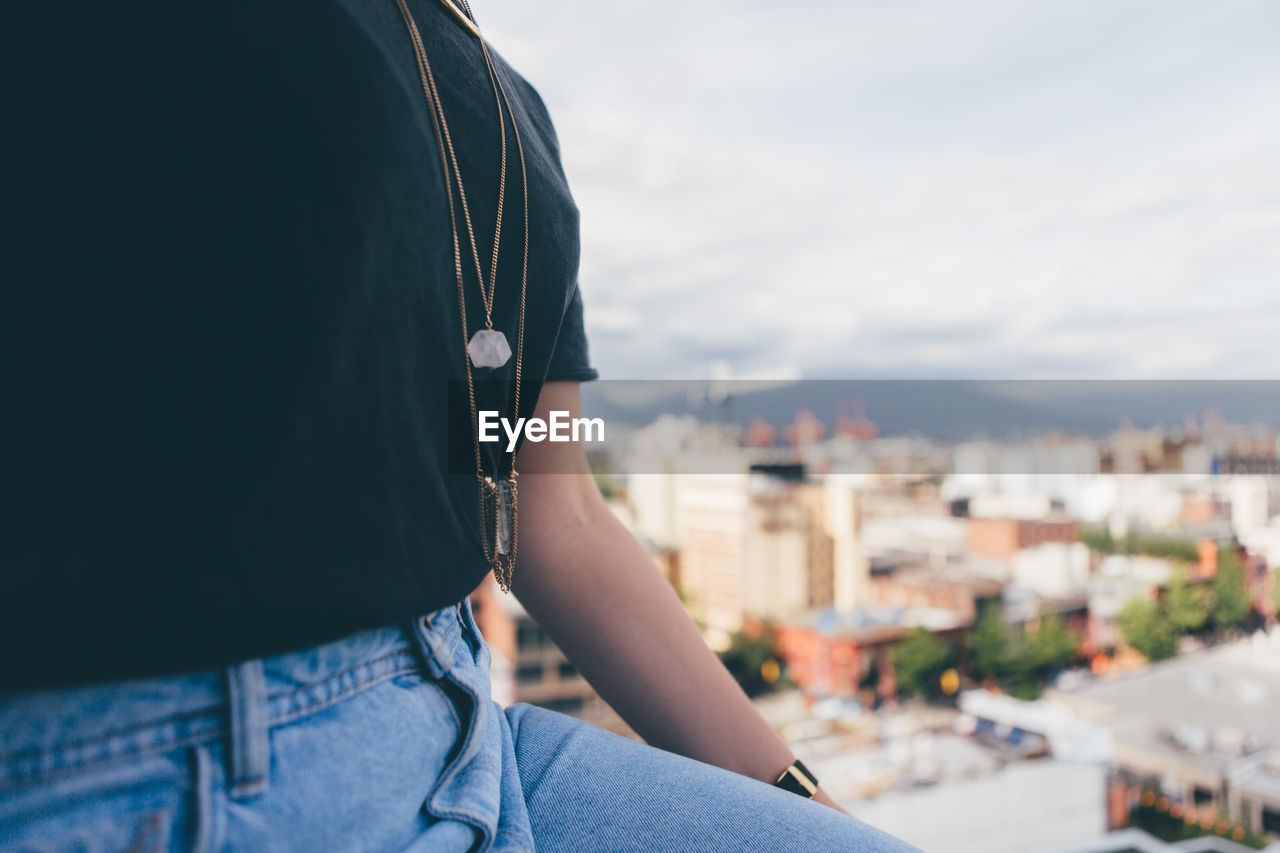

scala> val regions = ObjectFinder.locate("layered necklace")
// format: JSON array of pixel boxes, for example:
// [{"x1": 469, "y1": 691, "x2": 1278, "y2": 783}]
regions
[{"x1": 395, "y1": 0, "x2": 528, "y2": 592}]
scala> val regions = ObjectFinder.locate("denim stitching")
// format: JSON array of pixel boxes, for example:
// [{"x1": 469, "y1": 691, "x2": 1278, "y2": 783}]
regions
[
  {"x1": 493, "y1": 827, "x2": 537, "y2": 853},
  {"x1": 0, "y1": 713, "x2": 225, "y2": 788},
  {"x1": 2, "y1": 632, "x2": 462, "y2": 787},
  {"x1": 262, "y1": 621, "x2": 461, "y2": 721},
  {"x1": 0, "y1": 650, "x2": 416, "y2": 771},
  {"x1": 423, "y1": 674, "x2": 496, "y2": 848},
  {"x1": 269, "y1": 663, "x2": 422, "y2": 729},
  {"x1": 0, "y1": 705, "x2": 223, "y2": 768},
  {"x1": 267, "y1": 652, "x2": 418, "y2": 721},
  {"x1": 0, "y1": 729, "x2": 221, "y2": 790},
  {"x1": 267, "y1": 650, "x2": 415, "y2": 702}
]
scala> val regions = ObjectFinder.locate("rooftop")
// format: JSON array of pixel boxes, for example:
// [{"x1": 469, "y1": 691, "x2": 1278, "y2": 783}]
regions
[{"x1": 1055, "y1": 633, "x2": 1280, "y2": 781}]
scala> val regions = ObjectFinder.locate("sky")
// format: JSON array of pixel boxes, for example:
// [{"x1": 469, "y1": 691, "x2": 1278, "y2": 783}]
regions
[{"x1": 479, "y1": 0, "x2": 1280, "y2": 380}]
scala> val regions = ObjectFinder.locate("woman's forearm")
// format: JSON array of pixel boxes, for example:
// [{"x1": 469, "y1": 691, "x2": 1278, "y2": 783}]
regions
[
  {"x1": 508, "y1": 382, "x2": 842, "y2": 809},
  {"x1": 511, "y1": 479, "x2": 797, "y2": 786}
]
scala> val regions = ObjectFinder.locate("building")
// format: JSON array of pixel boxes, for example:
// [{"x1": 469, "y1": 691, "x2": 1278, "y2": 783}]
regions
[
  {"x1": 853, "y1": 759, "x2": 1109, "y2": 853},
  {"x1": 1013, "y1": 541, "x2": 1092, "y2": 598},
  {"x1": 775, "y1": 605, "x2": 970, "y2": 698},
  {"x1": 1054, "y1": 635, "x2": 1280, "y2": 843},
  {"x1": 968, "y1": 515, "x2": 1080, "y2": 561},
  {"x1": 866, "y1": 564, "x2": 1002, "y2": 617},
  {"x1": 1085, "y1": 555, "x2": 1175, "y2": 653},
  {"x1": 674, "y1": 467, "x2": 868, "y2": 647}
]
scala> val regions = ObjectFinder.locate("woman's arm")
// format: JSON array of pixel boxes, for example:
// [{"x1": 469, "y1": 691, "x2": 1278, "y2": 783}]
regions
[{"x1": 511, "y1": 381, "x2": 843, "y2": 811}]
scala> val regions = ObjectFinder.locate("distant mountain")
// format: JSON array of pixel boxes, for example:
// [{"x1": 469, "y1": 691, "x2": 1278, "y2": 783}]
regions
[{"x1": 581, "y1": 380, "x2": 1280, "y2": 441}]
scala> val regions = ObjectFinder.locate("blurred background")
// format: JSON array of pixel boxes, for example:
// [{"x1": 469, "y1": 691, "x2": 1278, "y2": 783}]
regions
[
  {"x1": 485, "y1": 0, "x2": 1279, "y2": 382},
  {"x1": 463, "y1": 3, "x2": 1280, "y2": 851}
]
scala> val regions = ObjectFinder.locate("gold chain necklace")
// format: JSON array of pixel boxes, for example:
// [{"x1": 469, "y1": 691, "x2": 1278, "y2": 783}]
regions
[
  {"x1": 433, "y1": 0, "x2": 481, "y2": 38},
  {"x1": 395, "y1": 0, "x2": 529, "y2": 592},
  {"x1": 409, "y1": 0, "x2": 513, "y2": 370}
]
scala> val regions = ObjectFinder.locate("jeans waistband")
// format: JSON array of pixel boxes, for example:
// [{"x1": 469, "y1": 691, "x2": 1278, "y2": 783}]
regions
[{"x1": 0, "y1": 600, "x2": 476, "y2": 791}]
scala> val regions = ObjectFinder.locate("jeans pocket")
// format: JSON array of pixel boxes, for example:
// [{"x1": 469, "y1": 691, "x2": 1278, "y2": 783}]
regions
[{"x1": 0, "y1": 746, "x2": 217, "y2": 853}]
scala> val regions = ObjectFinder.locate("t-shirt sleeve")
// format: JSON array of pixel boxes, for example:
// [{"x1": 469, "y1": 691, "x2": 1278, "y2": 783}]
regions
[{"x1": 545, "y1": 284, "x2": 599, "y2": 382}]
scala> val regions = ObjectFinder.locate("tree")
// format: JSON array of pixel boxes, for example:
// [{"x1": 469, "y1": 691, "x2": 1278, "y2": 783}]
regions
[
  {"x1": 968, "y1": 605, "x2": 1009, "y2": 682},
  {"x1": 894, "y1": 628, "x2": 951, "y2": 700},
  {"x1": 1078, "y1": 527, "x2": 1198, "y2": 562},
  {"x1": 1117, "y1": 597, "x2": 1177, "y2": 661},
  {"x1": 1165, "y1": 565, "x2": 1209, "y2": 636},
  {"x1": 965, "y1": 605, "x2": 1080, "y2": 698},
  {"x1": 1211, "y1": 547, "x2": 1252, "y2": 633},
  {"x1": 1028, "y1": 611, "x2": 1078, "y2": 673},
  {"x1": 996, "y1": 611, "x2": 1080, "y2": 699},
  {"x1": 1080, "y1": 528, "x2": 1116, "y2": 554},
  {"x1": 718, "y1": 624, "x2": 787, "y2": 698}
]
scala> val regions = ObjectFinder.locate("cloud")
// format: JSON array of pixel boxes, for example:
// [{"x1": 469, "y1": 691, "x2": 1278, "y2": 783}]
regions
[{"x1": 482, "y1": 0, "x2": 1280, "y2": 379}]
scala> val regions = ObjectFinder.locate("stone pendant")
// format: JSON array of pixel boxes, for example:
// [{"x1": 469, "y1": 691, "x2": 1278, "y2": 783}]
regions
[
  {"x1": 494, "y1": 478, "x2": 514, "y2": 556},
  {"x1": 468, "y1": 329, "x2": 512, "y2": 369}
]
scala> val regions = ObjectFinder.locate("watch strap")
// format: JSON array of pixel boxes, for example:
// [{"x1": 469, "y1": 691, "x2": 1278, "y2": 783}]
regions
[{"x1": 773, "y1": 760, "x2": 819, "y2": 799}]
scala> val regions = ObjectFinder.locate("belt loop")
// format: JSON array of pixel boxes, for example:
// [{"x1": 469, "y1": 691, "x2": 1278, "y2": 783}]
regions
[
  {"x1": 404, "y1": 613, "x2": 454, "y2": 681},
  {"x1": 225, "y1": 659, "x2": 269, "y2": 799}
]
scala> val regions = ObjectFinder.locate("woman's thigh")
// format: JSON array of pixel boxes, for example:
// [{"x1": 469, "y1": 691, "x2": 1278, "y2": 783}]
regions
[{"x1": 503, "y1": 703, "x2": 919, "y2": 853}]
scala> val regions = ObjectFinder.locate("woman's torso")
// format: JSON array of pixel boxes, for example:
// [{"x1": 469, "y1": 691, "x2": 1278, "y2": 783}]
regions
[{"x1": 2, "y1": 0, "x2": 594, "y2": 689}]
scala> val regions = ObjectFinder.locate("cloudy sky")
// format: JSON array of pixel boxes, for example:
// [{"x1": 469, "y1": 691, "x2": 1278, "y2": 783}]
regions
[{"x1": 480, "y1": 0, "x2": 1280, "y2": 380}]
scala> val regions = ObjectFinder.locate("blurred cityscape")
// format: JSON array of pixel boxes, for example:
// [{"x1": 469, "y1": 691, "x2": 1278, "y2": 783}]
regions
[
  {"x1": 471, "y1": 403, "x2": 1280, "y2": 853},
  {"x1": 467, "y1": 1, "x2": 1280, "y2": 847}
]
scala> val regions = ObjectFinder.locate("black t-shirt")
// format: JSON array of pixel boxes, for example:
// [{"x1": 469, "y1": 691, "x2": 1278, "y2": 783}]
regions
[{"x1": 2, "y1": 0, "x2": 596, "y2": 688}]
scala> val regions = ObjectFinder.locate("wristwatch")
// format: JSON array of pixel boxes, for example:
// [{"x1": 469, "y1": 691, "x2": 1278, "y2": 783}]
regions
[{"x1": 773, "y1": 760, "x2": 819, "y2": 799}]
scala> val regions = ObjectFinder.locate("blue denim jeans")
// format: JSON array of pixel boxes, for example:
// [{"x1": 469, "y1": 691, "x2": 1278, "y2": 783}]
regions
[{"x1": 0, "y1": 599, "x2": 916, "y2": 851}]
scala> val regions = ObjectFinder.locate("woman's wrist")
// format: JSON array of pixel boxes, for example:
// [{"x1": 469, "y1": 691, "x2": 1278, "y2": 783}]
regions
[
  {"x1": 771, "y1": 759, "x2": 847, "y2": 814},
  {"x1": 773, "y1": 759, "x2": 820, "y2": 799}
]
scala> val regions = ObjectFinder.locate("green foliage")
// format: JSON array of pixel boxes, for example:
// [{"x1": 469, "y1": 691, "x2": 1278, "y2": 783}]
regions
[
  {"x1": 1118, "y1": 597, "x2": 1178, "y2": 661},
  {"x1": 1079, "y1": 528, "x2": 1199, "y2": 562},
  {"x1": 1211, "y1": 547, "x2": 1252, "y2": 632},
  {"x1": 1027, "y1": 611, "x2": 1078, "y2": 673},
  {"x1": 894, "y1": 628, "x2": 951, "y2": 700},
  {"x1": 1079, "y1": 527, "x2": 1115, "y2": 553},
  {"x1": 1005, "y1": 611, "x2": 1080, "y2": 700},
  {"x1": 718, "y1": 625, "x2": 786, "y2": 698},
  {"x1": 968, "y1": 605, "x2": 1009, "y2": 681},
  {"x1": 964, "y1": 605, "x2": 1079, "y2": 699},
  {"x1": 1165, "y1": 565, "x2": 1210, "y2": 635},
  {"x1": 1116, "y1": 548, "x2": 1257, "y2": 664},
  {"x1": 1271, "y1": 569, "x2": 1280, "y2": 614}
]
